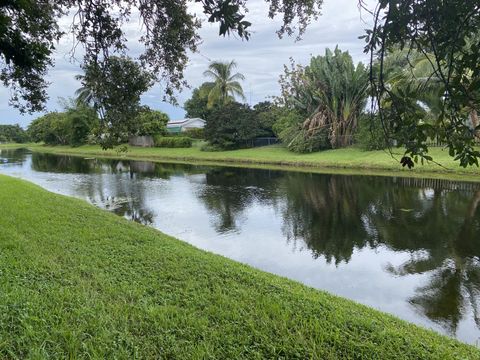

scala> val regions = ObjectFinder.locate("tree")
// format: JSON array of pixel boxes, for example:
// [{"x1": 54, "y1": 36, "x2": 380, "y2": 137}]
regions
[
  {"x1": 204, "y1": 102, "x2": 260, "y2": 149},
  {"x1": 74, "y1": 74, "x2": 97, "y2": 108},
  {"x1": 183, "y1": 82, "x2": 216, "y2": 119},
  {"x1": 362, "y1": 0, "x2": 480, "y2": 167},
  {"x1": 0, "y1": 124, "x2": 29, "y2": 143},
  {"x1": 1, "y1": 0, "x2": 322, "y2": 113},
  {"x1": 67, "y1": 105, "x2": 99, "y2": 146},
  {"x1": 27, "y1": 112, "x2": 71, "y2": 145},
  {"x1": 135, "y1": 107, "x2": 169, "y2": 136},
  {"x1": 203, "y1": 61, "x2": 246, "y2": 107},
  {"x1": 80, "y1": 56, "x2": 153, "y2": 147},
  {"x1": 27, "y1": 103, "x2": 98, "y2": 146},
  {"x1": 253, "y1": 101, "x2": 278, "y2": 137},
  {"x1": 278, "y1": 47, "x2": 368, "y2": 150}
]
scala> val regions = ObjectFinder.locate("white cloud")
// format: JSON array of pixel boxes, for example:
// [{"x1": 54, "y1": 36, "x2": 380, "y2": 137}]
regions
[{"x1": 0, "y1": 0, "x2": 375, "y2": 127}]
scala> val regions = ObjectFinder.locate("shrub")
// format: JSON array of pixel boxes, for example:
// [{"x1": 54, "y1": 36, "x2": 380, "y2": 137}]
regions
[
  {"x1": 356, "y1": 114, "x2": 389, "y2": 150},
  {"x1": 154, "y1": 136, "x2": 192, "y2": 148},
  {"x1": 135, "y1": 108, "x2": 169, "y2": 136},
  {"x1": 200, "y1": 143, "x2": 223, "y2": 152},
  {"x1": 272, "y1": 109, "x2": 330, "y2": 153},
  {"x1": 183, "y1": 128, "x2": 204, "y2": 139},
  {"x1": 204, "y1": 102, "x2": 260, "y2": 150},
  {"x1": 285, "y1": 127, "x2": 331, "y2": 153}
]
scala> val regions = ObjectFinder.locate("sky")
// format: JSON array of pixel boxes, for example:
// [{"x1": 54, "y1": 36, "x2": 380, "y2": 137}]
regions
[{"x1": 0, "y1": 0, "x2": 375, "y2": 128}]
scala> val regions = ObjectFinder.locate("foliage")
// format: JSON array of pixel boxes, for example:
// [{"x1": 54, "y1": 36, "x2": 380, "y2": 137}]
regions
[
  {"x1": 253, "y1": 101, "x2": 278, "y2": 137},
  {"x1": 204, "y1": 102, "x2": 260, "y2": 149},
  {"x1": 363, "y1": 0, "x2": 480, "y2": 167},
  {"x1": 67, "y1": 106, "x2": 99, "y2": 146},
  {"x1": 27, "y1": 112, "x2": 71, "y2": 145},
  {"x1": 203, "y1": 61, "x2": 245, "y2": 107},
  {"x1": 183, "y1": 128, "x2": 204, "y2": 139},
  {"x1": 278, "y1": 47, "x2": 368, "y2": 150},
  {"x1": 80, "y1": 56, "x2": 153, "y2": 148},
  {"x1": 184, "y1": 83, "x2": 216, "y2": 119},
  {"x1": 272, "y1": 107, "x2": 330, "y2": 153},
  {"x1": 135, "y1": 107, "x2": 169, "y2": 136},
  {"x1": 0, "y1": 0, "x2": 322, "y2": 114},
  {"x1": 0, "y1": 124, "x2": 29, "y2": 143},
  {"x1": 154, "y1": 136, "x2": 192, "y2": 148},
  {"x1": 356, "y1": 114, "x2": 390, "y2": 151},
  {"x1": 27, "y1": 106, "x2": 98, "y2": 146}
]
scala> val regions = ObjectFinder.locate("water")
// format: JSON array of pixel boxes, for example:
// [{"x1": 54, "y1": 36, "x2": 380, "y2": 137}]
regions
[{"x1": 1, "y1": 148, "x2": 480, "y2": 344}]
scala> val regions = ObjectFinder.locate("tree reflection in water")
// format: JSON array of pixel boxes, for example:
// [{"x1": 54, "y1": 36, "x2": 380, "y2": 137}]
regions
[
  {"x1": 197, "y1": 168, "x2": 480, "y2": 336},
  {"x1": 197, "y1": 167, "x2": 281, "y2": 233},
  {"x1": 279, "y1": 173, "x2": 480, "y2": 336}
]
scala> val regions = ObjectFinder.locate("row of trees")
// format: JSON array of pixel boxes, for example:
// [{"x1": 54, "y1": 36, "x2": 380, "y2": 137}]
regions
[
  {"x1": 25, "y1": 57, "x2": 170, "y2": 147},
  {"x1": 0, "y1": 124, "x2": 29, "y2": 143},
  {"x1": 184, "y1": 52, "x2": 369, "y2": 153}
]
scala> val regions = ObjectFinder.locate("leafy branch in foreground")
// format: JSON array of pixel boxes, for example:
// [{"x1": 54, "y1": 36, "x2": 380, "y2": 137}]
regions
[
  {"x1": 0, "y1": 0, "x2": 323, "y2": 114},
  {"x1": 362, "y1": 0, "x2": 480, "y2": 168}
]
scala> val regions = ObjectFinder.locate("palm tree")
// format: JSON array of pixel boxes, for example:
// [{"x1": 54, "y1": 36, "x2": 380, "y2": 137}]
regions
[
  {"x1": 203, "y1": 60, "x2": 246, "y2": 108},
  {"x1": 386, "y1": 49, "x2": 479, "y2": 140},
  {"x1": 74, "y1": 74, "x2": 97, "y2": 108},
  {"x1": 301, "y1": 47, "x2": 369, "y2": 148}
]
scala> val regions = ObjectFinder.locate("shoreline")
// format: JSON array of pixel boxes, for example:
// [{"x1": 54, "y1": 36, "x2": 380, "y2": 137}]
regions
[{"x1": 3, "y1": 143, "x2": 480, "y2": 183}]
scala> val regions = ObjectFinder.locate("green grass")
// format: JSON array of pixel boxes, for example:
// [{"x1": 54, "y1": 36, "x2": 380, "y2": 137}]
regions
[
  {"x1": 5, "y1": 142, "x2": 480, "y2": 181},
  {"x1": 0, "y1": 174, "x2": 479, "y2": 359}
]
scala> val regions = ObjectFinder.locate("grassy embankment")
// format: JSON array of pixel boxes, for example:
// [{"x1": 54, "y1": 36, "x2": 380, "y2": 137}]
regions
[
  {"x1": 0, "y1": 174, "x2": 479, "y2": 358},
  {"x1": 10, "y1": 142, "x2": 480, "y2": 181}
]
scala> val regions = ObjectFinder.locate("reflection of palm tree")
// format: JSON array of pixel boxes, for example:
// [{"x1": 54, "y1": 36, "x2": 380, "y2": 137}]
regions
[{"x1": 203, "y1": 61, "x2": 246, "y2": 108}]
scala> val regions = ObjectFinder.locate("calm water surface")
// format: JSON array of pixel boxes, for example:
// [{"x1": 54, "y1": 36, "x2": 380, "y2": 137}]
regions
[{"x1": 2, "y1": 148, "x2": 480, "y2": 344}]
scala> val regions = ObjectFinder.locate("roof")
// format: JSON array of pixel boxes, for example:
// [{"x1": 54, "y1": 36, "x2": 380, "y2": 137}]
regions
[{"x1": 167, "y1": 118, "x2": 205, "y2": 126}]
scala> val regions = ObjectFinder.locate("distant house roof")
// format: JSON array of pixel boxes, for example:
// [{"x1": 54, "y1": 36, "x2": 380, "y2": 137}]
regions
[
  {"x1": 167, "y1": 118, "x2": 205, "y2": 127},
  {"x1": 166, "y1": 118, "x2": 205, "y2": 134}
]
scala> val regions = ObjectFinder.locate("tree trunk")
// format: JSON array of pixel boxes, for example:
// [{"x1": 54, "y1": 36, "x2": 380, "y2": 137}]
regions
[{"x1": 470, "y1": 109, "x2": 479, "y2": 141}]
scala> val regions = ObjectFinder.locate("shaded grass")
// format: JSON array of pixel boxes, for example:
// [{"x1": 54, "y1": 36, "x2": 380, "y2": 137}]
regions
[
  {"x1": 0, "y1": 175, "x2": 479, "y2": 359},
  {"x1": 7, "y1": 142, "x2": 480, "y2": 181}
]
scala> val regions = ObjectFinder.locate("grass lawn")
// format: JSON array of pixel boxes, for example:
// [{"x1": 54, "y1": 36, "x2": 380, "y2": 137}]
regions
[
  {"x1": 5, "y1": 142, "x2": 480, "y2": 181},
  {"x1": 0, "y1": 174, "x2": 479, "y2": 359}
]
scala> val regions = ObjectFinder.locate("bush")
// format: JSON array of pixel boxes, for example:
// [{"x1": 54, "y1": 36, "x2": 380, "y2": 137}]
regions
[
  {"x1": 204, "y1": 102, "x2": 260, "y2": 150},
  {"x1": 135, "y1": 108, "x2": 169, "y2": 136},
  {"x1": 273, "y1": 110, "x2": 330, "y2": 153},
  {"x1": 183, "y1": 128, "x2": 204, "y2": 139},
  {"x1": 154, "y1": 136, "x2": 192, "y2": 148},
  {"x1": 286, "y1": 127, "x2": 331, "y2": 153},
  {"x1": 356, "y1": 115, "x2": 389, "y2": 150},
  {"x1": 200, "y1": 143, "x2": 223, "y2": 152}
]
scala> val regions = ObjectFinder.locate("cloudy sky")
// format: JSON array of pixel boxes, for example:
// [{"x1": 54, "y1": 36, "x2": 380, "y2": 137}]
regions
[{"x1": 0, "y1": 0, "x2": 375, "y2": 128}]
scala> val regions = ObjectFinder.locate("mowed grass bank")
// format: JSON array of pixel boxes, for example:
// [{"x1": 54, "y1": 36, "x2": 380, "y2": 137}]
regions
[
  {"x1": 0, "y1": 175, "x2": 478, "y2": 359},
  {"x1": 20, "y1": 143, "x2": 480, "y2": 179}
]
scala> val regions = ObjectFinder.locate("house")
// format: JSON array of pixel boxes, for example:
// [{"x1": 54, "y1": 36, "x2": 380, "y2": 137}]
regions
[{"x1": 166, "y1": 118, "x2": 205, "y2": 134}]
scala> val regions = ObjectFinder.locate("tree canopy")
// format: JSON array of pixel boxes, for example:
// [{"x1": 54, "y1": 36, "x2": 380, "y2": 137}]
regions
[
  {"x1": 79, "y1": 56, "x2": 153, "y2": 148},
  {"x1": 363, "y1": 0, "x2": 480, "y2": 167},
  {"x1": 203, "y1": 60, "x2": 246, "y2": 107},
  {"x1": 0, "y1": 0, "x2": 323, "y2": 113}
]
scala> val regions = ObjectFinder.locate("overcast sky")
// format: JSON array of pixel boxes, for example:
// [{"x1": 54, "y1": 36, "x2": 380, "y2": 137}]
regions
[{"x1": 0, "y1": 0, "x2": 375, "y2": 128}]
